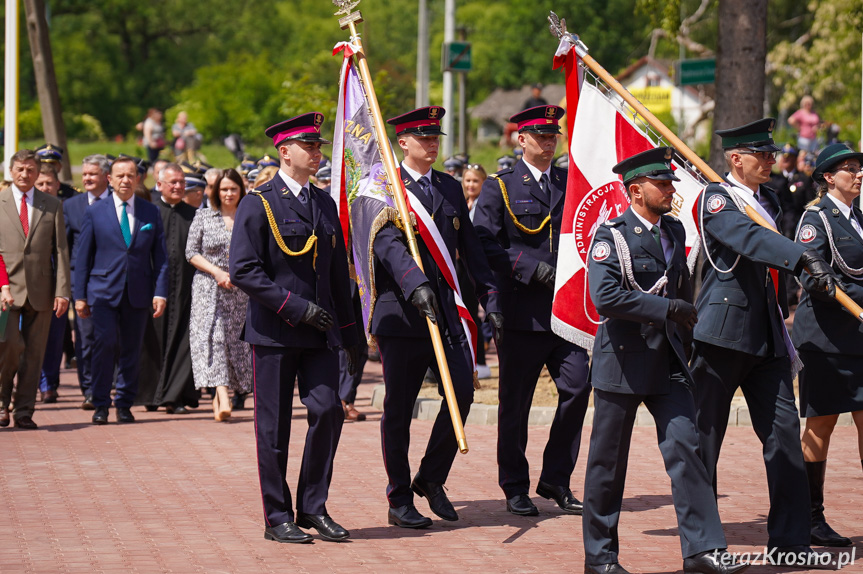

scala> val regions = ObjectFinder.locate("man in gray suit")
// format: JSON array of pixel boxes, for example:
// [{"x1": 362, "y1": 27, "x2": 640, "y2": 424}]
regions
[{"x1": 0, "y1": 149, "x2": 70, "y2": 429}]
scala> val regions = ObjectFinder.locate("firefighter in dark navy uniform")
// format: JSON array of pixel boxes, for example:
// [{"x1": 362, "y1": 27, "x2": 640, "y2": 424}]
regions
[
  {"x1": 229, "y1": 112, "x2": 359, "y2": 544},
  {"x1": 691, "y1": 118, "x2": 841, "y2": 564},
  {"x1": 372, "y1": 106, "x2": 503, "y2": 529},
  {"x1": 473, "y1": 105, "x2": 591, "y2": 516},
  {"x1": 583, "y1": 148, "x2": 748, "y2": 574}
]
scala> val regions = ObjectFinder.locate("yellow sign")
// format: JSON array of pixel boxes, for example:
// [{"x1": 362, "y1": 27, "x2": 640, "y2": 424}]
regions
[{"x1": 630, "y1": 87, "x2": 672, "y2": 115}]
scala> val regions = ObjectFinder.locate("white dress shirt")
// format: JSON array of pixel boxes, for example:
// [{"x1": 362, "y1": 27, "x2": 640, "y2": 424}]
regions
[
  {"x1": 87, "y1": 189, "x2": 109, "y2": 205},
  {"x1": 11, "y1": 184, "x2": 34, "y2": 229},
  {"x1": 522, "y1": 160, "x2": 551, "y2": 188},
  {"x1": 278, "y1": 169, "x2": 310, "y2": 198},
  {"x1": 826, "y1": 194, "x2": 863, "y2": 240},
  {"x1": 401, "y1": 163, "x2": 433, "y2": 186},
  {"x1": 112, "y1": 193, "x2": 136, "y2": 230}
]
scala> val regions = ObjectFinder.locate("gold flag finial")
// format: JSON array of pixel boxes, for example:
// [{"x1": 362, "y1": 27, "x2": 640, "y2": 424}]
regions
[{"x1": 333, "y1": 0, "x2": 360, "y2": 16}]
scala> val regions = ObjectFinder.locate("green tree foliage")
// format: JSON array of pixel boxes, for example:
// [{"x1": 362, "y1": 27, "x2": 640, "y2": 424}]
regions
[{"x1": 768, "y1": 0, "x2": 863, "y2": 143}]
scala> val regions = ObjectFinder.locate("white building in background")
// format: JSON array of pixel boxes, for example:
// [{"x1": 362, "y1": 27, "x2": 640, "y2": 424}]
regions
[{"x1": 616, "y1": 56, "x2": 713, "y2": 146}]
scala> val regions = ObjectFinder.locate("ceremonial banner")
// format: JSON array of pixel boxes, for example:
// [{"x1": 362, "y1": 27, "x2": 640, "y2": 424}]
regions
[
  {"x1": 550, "y1": 40, "x2": 704, "y2": 348},
  {"x1": 330, "y1": 44, "x2": 477, "y2": 367}
]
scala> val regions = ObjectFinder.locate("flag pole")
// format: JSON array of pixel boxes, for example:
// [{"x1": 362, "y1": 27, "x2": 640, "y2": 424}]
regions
[
  {"x1": 549, "y1": 14, "x2": 863, "y2": 323},
  {"x1": 336, "y1": 1, "x2": 470, "y2": 453}
]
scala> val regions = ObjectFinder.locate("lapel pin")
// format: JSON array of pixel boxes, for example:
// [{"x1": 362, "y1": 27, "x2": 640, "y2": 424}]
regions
[
  {"x1": 634, "y1": 226, "x2": 643, "y2": 234},
  {"x1": 833, "y1": 208, "x2": 840, "y2": 215}
]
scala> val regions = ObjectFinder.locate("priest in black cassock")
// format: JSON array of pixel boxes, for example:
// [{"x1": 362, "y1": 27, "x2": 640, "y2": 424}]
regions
[{"x1": 152, "y1": 164, "x2": 199, "y2": 414}]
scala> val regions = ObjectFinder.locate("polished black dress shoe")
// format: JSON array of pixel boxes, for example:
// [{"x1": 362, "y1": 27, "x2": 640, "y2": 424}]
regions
[
  {"x1": 232, "y1": 392, "x2": 247, "y2": 410},
  {"x1": 172, "y1": 405, "x2": 190, "y2": 415},
  {"x1": 506, "y1": 493, "x2": 539, "y2": 516},
  {"x1": 81, "y1": 396, "x2": 95, "y2": 411},
  {"x1": 811, "y1": 519, "x2": 852, "y2": 547},
  {"x1": 585, "y1": 562, "x2": 631, "y2": 574},
  {"x1": 264, "y1": 522, "x2": 313, "y2": 544},
  {"x1": 536, "y1": 480, "x2": 583, "y2": 514},
  {"x1": 14, "y1": 416, "x2": 38, "y2": 430},
  {"x1": 684, "y1": 550, "x2": 749, "y2": 574},
  {"x1": 387, "y1": 504, "x2": 433, "y2": 528},
  {"x1": 296, "y1": 513, "x2": 350, "y2": 542},
  {"x1": 92, "y1": 407, "x2": 109, "y2": 425},
  {"x1": 115, "y1": 407, "x2": 136, "y2": 424},
  {"x1": 411, "y1": 474, "x2": 458, "y2": 521}
]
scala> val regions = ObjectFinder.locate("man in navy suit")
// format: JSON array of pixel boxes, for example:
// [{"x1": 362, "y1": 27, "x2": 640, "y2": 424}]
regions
[
  {"x1": 691, "y1": 119, "x2": 839, "y2": 564},
  {"x1": 230, "y1": 112, "x2": 358, "y2": 544},
  {"x1": 64, "y1": 154, "x2": 111, "y2": 408},
  {"x1": 474, "y1": 105, "x2": 590, "y2": 516},
  {"x1": 373, "y1": 107, "x2": 502, "y2": 528},
  {"x1": 584, "y1": 148, "x2": 746, "y2": 574},
  {"x1": 73, "y1": 156, "x2": 168, "y2": 425}
]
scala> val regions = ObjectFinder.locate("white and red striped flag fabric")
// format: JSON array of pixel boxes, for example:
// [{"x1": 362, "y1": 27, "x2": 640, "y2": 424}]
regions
[{"x1": 550, "y1": 39, "x2": 704, "y2": 349}]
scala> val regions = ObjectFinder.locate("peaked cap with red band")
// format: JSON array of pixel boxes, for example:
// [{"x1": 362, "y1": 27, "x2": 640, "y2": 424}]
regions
[
  {"x1": 387, "y1": 106, "x2": 447, "y2": 136},
  {"x1": 510, "y1": 105, "x2": 564, "y2": 134},
  {"x1": 265, "y1": 112, "x2": 331, "y2": 148}
]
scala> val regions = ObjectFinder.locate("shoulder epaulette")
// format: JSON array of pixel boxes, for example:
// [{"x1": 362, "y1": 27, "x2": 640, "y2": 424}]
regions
[
  {"x1": 805, "y1": 205, "x2": 823, "y2": 212},
  {"x1": 603, "y1": 219, "x2": 623, "y2": 227},
  {"x1": 490, "y1": 168, "x2": 514, "y2": 178},
  {"x1": 250, "y1": 190, "x2": 262, "y2": 196}
]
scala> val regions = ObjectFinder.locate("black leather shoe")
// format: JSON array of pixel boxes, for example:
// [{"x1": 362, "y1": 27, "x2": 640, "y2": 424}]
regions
[
  {"x1": 387, "y1": 504, "x2": 433, "y2": 528},
  {"x1": 765, "y1": 546, "x2": 833, "y2": 569},
  {"x1": 81, "y1": 396, "x2": 95, "y2": 411},
  {"x1": 172, "y1": 405, "x2": 190, "y2": 415},
  {"x1": 14, "y1": 416, "x2": 38, "y2": 430},
  {"x1": 115, "y1": 407, "x2": 135, "y2": 424},
  {"x1": 264, "y1": 522, "x2": 313, "y2": 544},
  {"x1": 684, "y1": 550, "x2": 749, "y2": 574},
  {"x1": 536, "y1": 480, "x2": 583, "y2": 514},
  {"x1": 585, "y1": 563, "x2": 631, "y2": 574},
  {"x1": 92, "y1": 407, "x2": 109, "y2": 425},
  {"x1": 411, "y1": 474, "x2": 458, "y2": 521},
  {"x1": 41, "y1": 389, "x2": 58, "y2": 404},
  {"x1": 296, "y1": 513, "x2": 350, "y2": 542},
  {"x1": 506, "y1": 493, "x2": 539, "y2": 516}
]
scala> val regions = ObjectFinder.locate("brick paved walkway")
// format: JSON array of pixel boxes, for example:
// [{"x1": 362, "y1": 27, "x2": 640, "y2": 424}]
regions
[{"x1": 1, "y1": 361, "x2": 860, "y2": 573}]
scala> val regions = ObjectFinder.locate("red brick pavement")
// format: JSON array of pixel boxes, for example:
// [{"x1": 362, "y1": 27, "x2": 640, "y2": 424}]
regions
[{"x1": 1, "y1": 362, "x2": 861, "y2": 574}]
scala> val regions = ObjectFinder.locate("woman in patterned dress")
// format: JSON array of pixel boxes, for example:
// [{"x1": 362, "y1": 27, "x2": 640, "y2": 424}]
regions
[{"x1": 186, "y1": 168, "x2": 251, "y2": 421}]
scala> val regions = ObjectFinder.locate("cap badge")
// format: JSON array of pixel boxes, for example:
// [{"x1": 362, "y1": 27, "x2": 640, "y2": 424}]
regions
[
  {"x1": 768, "y1": 120, "x2": 775, "y2": 131},
  {"x1": 545, "y1": 107, "x2": 556, "y2": 119},
  {"x1": 429, "y1": 108, "x2": 440, "y2": 119},
  {"x1": 314, "y1": 114, "x2": 323, "y2": 126},
  {"x1": 665, "y1": 148, "x2": 673, "y2": 160}
]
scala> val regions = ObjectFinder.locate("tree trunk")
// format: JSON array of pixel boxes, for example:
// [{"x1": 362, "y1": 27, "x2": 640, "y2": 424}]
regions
[
  {"x1": 23, "y1": 0, "x2": 72, "y2": 183},
  {"x1": 709, "y1": 0, "x2": 768, "y2": 172}
]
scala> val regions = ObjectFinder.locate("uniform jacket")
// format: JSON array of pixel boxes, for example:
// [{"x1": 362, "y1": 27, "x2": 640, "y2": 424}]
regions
[
  {"x1": 371, "y1": 167, "x2": 499, "y2": 340},
  {"x1": 230, "y1": 174, "x2": 357, "y2": 350},
  {"x1": 694, "y1": 181, "x2": 806, "y2": 356},
  {"x1": 792, "y1": 195, "x2": 863, "y2": 355},
  {"x1": 0, "y1": 186, "x2": 70, "y2": 311},
  {"x1": 473, "y1": 159, "x2": 566, "y2": 331},
  {"x1": 588, "y1": 208, "x2": 694, "y2": 394},
  {"x1": 73, "y1": 195, "x2": 169, "y2": 308}
]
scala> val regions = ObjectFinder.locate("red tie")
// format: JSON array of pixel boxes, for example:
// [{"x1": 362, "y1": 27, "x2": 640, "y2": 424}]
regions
[{"x1": 20, "y1": 193, "x2": 29, "y2": 237}]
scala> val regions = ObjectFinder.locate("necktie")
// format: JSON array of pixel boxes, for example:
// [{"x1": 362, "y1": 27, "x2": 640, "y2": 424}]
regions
[
  {"x1": 540, "y1": 173, "x2": 550, "y2": 196},
  {"x1": 297, "y1": 187, "x2": 308, "y2": 204},
  {"x1": 19, "y1": 193, "x2": 29, "y2": 237},
  {"x1": 417, "y1": 176, "x2": 432, "y2": 205},
  {"x1": 651, "y1": 225, "x2": 661, "y2": 248},
  {"x1": 754, "y1": 190, "x2": 774, "y2": 219},
  {"x1": 120, "y1": 201, "x2": 132, "y2": 247}
]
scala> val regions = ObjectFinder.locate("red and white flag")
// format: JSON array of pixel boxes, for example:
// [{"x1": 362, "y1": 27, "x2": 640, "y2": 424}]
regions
[{"x1": 550, "y1": 40, "x2": 704, "y2": 349}]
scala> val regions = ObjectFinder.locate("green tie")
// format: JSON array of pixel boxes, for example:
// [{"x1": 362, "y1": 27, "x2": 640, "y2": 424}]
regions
[
  {"x1": 120, "y1": 201, "x2": 132, "y2": 247},
  {"x1": 651, "y1": 224, "x2": 661, "y2": 249}
]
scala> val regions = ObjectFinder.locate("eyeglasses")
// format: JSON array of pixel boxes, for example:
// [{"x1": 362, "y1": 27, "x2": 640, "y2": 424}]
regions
[
  {"x1": 832, "y1": 165, "x2": 863, "y2": 176},
  {"x1": 736, "y1": 150, "x2": 778, "y2": 161}
]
